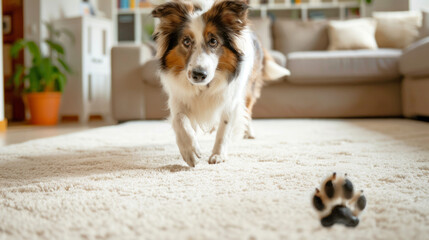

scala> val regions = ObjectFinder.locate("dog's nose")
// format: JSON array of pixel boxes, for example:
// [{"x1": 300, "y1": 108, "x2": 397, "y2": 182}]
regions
[{"x1": 192, "y1": 68, "x2": 208, "y2": 82}]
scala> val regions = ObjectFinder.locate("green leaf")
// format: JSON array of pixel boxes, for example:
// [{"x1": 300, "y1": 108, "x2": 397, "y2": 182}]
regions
[
  {"x1": 12, "y1": 65, "x2": 25, "y2": 89},
  {"x1": 26, "y1": 41, "x2": 42, "y2": 64},
  {"x1": 56, "y1": 72, "x2": 66, "y2": 92},
  {"x1": 45, "y1": 40, "x2": 64, "y2": 55},
  {"x1": 29, "y1": 67, "x2": 40, "y2": 92},
  {"x1": 9, "y1": 23, "x2": 73, "y2": 93},
  {"x1": 39, "y1": 58, "x2": 53, "y2": 84},
  {"x1": 10, "y1": 40, "x2": 26, "y2": 58},
  {"x1": 50, "y1": 72, "x2": 60, "y2": 91},
  {"x1": 50, "y1": 66, "x2": 67, "y2": 92},
  {"x1": 38, "y1": 57, "x2": 53, "y2": 88},
  {"x1": 58, "y1": 58, "x2": 72, "y2": 73},
  {"x1": 10, "y1": 40, "x2": 41, "y2": 64}
]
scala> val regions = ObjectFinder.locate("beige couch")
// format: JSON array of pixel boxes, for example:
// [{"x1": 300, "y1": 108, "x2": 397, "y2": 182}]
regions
[
  {"x1": 400, "y1": 37, "x2": 429, "y2": 117},
  {"x1": 111, "y1": 16, "x2": 429, "y2": 121}
]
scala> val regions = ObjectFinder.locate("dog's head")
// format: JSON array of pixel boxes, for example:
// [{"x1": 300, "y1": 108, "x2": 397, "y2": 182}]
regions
[{"x1": 152, "y1": 0, "x2": 249, "y2": 86}]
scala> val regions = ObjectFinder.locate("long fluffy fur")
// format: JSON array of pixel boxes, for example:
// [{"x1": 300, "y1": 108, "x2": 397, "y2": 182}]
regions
[{"x1": 152, "y1": 0, "x2": 289, "y2": 167}]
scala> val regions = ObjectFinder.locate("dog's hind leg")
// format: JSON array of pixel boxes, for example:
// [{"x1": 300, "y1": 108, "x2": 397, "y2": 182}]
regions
[{"x1": 172, "y1": 112, "x2": 202, "y2": 167}]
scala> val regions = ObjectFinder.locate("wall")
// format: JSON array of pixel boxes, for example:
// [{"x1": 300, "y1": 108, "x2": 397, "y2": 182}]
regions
[
  {"x1": 24, "y1": 0, "x2": 98, "y2": 55},
  {"x1": 409, "y1": 0, "x2": 429, "y2": 10},
  {"x1": 365, "y1": 0, "x2": 409, "y2": 17},
  {"x1": 39, "y1": 0, "x2": 82, "y2": 54},
  {"x1": 365, "y1": 0, "x2": 429, "y2": 17}
]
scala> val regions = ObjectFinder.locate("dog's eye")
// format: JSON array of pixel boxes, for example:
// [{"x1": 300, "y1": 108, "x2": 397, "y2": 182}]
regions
[
  {"x1": 183, "y1": 38, "x2": 191, "y2": 48},
  {"x1": 208, "y1": 38, "x2": 218, "y2": 48}
]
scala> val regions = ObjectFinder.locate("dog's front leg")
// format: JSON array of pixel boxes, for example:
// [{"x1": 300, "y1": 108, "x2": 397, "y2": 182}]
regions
[
  {"x1": 173, "y1": 113, "x2": 201, "y2": 167},
  {"x1": 209, "y1": 110, "x2": 237, "y2": 164}
]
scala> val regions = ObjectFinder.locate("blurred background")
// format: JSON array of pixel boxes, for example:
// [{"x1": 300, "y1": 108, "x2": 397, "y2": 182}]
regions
[{"x1": 1, "y1": 0, "x2": 429, "y2": 145}]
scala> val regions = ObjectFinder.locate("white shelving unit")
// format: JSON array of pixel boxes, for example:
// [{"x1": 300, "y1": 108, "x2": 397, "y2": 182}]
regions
[
  {"x1": 250, "y1": 1, "x2": 365, "y2": 20},
  {"x1": 54, "y1": 16, "x2": 113, "y2": 123},
  {"x1": 103, "y1": 0, "x2": 365, "y2": 44},
  {"x1": 102, "y1": 0, "x2": 163, "y2": 45}
]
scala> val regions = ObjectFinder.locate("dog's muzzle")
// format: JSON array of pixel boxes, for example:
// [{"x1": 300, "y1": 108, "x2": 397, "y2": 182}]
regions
[{"x1": 191, "y1": 67, "x2": 208, "y2": 83}]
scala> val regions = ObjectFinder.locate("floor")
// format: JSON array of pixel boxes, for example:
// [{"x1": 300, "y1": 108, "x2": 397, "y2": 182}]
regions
[
  {"x1": 0, "y1": 121, "x2": 111, "y2": 147},
  {"x1": 1, "y1": 119, "x2": 428, "y2": 239},
  {"x1": 1, "y1": 118, "x2": 427, "y2": 147}
]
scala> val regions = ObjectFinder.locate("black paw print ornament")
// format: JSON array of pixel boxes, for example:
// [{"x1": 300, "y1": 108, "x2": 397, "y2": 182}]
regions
[{"x1": 313, "y1": 173, "x2": 366, "y2": 227}]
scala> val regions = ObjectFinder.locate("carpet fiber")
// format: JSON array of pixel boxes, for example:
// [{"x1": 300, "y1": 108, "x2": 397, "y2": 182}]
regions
[{"x1": 1, "y1": 119, "x2": 428, "y2": 239}]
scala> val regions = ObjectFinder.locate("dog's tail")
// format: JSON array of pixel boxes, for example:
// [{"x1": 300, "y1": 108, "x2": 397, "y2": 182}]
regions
[{"x1": 262, "y1": 49, "x2": 290, "y2": 81}]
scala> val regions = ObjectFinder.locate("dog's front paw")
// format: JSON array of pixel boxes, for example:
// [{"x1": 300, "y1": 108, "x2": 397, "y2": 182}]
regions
[
  {"x1": 208, "y1": 154, "x2": 226, "y2": 164},
  {"x1": 244, "y1": 131, "x2": 255, "y2": 139},
  {"x1": 313, "y1": 173, "x2": 367, "y2": 227},
  {"x1": 244, "y1": 124, "x2": 255, "y2": 139},
  {"x1": 178, "y1": 142, "x2": 202, "y2": 168}
]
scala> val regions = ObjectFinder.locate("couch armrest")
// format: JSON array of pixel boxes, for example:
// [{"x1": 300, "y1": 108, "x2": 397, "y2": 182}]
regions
[
  {"x1": 269, "y1": 50, "x2": 287, "y2": 67},
  {"x1": 111, "y1": 44, "x2": 154, "y2": 121},
  {"x1": 400, "y1": 37, "x2": 429, "y2": 78}
]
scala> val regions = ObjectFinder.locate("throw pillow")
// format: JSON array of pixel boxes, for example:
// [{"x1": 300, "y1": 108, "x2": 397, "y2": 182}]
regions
[
  {"x1": 419, "y1": 10, "x2": 429, "y2": 39},
  {"x1": 273, "y1": 19, "x2": 329, "y2": 55},
  {"x1": 373, "y1": 11, "x2": 422, "y2": 49},
  {"x1": 328, "y1": 18, "x2": 378, "y2": 50}
]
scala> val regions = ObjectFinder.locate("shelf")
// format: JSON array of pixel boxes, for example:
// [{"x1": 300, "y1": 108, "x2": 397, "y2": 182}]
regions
[
  {"x1": 116, "y1": 1, "x2": 360, "y2": 14},
  {"x1": 250, "y1": 2, "x2": 360, "y2": 10},
  {"x1": 117, "y1": 8, "x2": 153, "y2": 14},
  {"x1": 114, "y1": 0, "x2": 365, "y2": 44},
  {"x1": 117, "y1": 41, "x2": 138, "y2": 45}
]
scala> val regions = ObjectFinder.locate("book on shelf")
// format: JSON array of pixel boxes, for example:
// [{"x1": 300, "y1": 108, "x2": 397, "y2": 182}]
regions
[
  {"x1": 139, "y1": 0, "x2": 152, "y2": 8},
  {"x1": 118, "y1": 0, "x2": 129, "y2": 9},
  {"x1": 118, "y1": 0, "x2": 152, "y2": 9}
]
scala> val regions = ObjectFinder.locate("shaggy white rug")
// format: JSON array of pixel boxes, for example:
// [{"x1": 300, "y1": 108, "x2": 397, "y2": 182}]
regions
[{"x1": 0, "y1": 119, "x2": 428, "y2": 240}]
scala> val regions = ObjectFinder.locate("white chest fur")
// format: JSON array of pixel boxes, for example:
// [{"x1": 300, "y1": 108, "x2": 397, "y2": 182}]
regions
[{"x1": 161, "y1": 71, "x2": 231, "y2": 130}]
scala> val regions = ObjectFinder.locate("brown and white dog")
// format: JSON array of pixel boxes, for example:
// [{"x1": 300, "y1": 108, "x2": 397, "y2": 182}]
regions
[{"x1": 152, "y1": 0, "x2": 289, "y2": 167}]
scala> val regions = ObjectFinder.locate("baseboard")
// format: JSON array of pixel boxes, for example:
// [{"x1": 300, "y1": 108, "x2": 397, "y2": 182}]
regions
[
  {"x1": 0, "y1": 119, "x2": 7, "y2": 132},
  {"x1": 61, "y1": 115, "x2": 103, "y2": 123}
]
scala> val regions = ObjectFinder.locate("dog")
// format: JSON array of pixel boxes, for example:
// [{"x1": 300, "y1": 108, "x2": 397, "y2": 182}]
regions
[{"x1": 152, "y1": 0, "x2": 290, "y2": 167}]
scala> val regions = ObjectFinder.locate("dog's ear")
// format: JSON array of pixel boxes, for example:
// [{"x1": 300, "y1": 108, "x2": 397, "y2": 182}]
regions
[
  {"x1": 152, "y1": 1, "x2": 194, "y2": 58},
  {"x1": 151, "y1": 1, "x2": 192, "y2": 22},
  {"x1": 203, "y1": 1, "x2": 249, "y2": 58},
  {"x1": 203, "y1": 0, "x2": 249, "y2": 33}
]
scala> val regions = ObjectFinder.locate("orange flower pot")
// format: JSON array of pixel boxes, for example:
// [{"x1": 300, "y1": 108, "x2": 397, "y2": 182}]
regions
[{"x1": 26, "y1": 92, "x2": 62, "y2": 125}]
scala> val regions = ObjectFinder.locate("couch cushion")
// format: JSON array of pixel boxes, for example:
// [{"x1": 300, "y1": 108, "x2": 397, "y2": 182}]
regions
[
  {"x1": 250, "y1": 18, "x2": 272, "y2": 50},
  {"x1": 273, "y1": 19, "x2": 329, "y2": 55},
  {"x1": 328, "y1": 18, "x2": 378, "y2": 50},
  {"x1": 287, "y1": 49, "x2": 402, "y2": 84},
  {"x1": 373, "y1": 11, "x2": 422, "y2": 49}
]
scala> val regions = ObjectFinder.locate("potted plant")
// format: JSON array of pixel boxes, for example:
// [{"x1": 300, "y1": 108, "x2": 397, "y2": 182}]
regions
[{"x1": 10, "y1": 24, "x2": 72, "y2": 125}]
